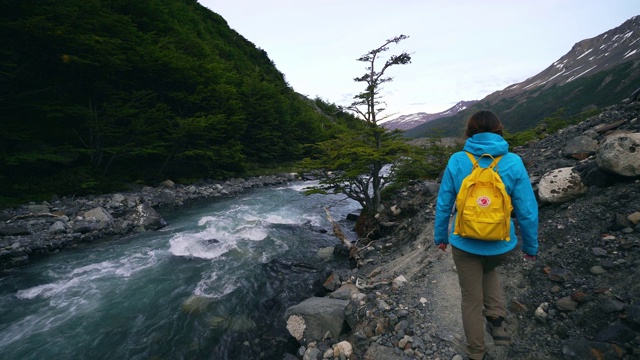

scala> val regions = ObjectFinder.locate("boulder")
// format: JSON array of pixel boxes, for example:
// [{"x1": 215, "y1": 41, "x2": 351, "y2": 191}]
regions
[
  {"x1": 284, "y1": 296, "x2": 349, "y2": 345},
  {"x1": 111, "y1": 193, "x2": 126, "y2": 206},
  {"x1": 363, "y1": 342, "x2": 403, "y2": 360},
  {"x1": 538, "y1": 167, "x2": 588, "y2": 203},
  {"x1": 562, "y1": 135, "x2": 598, "y2": 159},
  {"x1": 71, "y1": 221, "x2": 99, "y2": 234},
  {"x1": 594, "y1": 323, "x2": 636, "y2": 344},
  {"x1": 151, "y1": 190, "x2": 177, "y2": 206},
  {"x1": 328, "y1": 284, "x2": 361, "y2": 300},
  {"x1": 159, "y1": 179, "x2": 175, "y2": 188},
  {"x1": 84, "y1": 207, "x2": 114, "y2": 222},
  {"x1": 596, "y1": 132, "x2": 640, "y2": 176},
  {"x1": 627, "y1": 301, "x2": 640, "y2": 327},
  {"x1": 48, "y1": 221, "x2": 66, "y2": 234},
  {"x1": 574, "y1": 161, "x2": 622, "y2": 187},
  {"x1": 125, "y1": 203, "x2": 167, "y2": 230}
]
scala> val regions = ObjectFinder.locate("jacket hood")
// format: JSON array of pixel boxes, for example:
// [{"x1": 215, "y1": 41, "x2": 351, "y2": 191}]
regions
[{"x1": 462, "y1": 132, "x2": 509, "y2": 156}]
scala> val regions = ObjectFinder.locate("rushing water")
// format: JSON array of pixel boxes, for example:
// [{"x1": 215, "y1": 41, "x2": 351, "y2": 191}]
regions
[{"x1": 0, "y1": 182, "x2": 359, "y2": 360}]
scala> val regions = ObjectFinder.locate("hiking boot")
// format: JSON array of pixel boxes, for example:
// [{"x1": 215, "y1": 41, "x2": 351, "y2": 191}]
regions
[{"x1": 486, "y1": 316, "x2": 511, "y2": 346}]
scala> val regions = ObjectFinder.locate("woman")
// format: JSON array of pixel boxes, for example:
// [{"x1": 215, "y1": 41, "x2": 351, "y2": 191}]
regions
[{"x1": 434, "y1": 110, "x2": 538, "y2": 360}]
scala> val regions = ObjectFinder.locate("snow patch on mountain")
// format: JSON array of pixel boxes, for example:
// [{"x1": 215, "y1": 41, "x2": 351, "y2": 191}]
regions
[{"x1": 381, "y1": 100, "x2": 477, "y2": 131}]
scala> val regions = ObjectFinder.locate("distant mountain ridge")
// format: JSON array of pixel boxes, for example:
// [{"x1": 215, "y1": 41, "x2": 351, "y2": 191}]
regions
[
  {"x1": 400, "y1": 15, "x2": 640, "y2": 138},
  {"x1": 381, "y1": 100, "x2": 477, "y2": 131},
  {"x1": 486, "y1": 15, "x2": 640, "y2": 101}
]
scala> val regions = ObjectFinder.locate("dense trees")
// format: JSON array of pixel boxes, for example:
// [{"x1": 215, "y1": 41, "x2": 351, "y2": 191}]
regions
[{"x1": 0, "y1": 0, "x2": 352, "y2": 205}]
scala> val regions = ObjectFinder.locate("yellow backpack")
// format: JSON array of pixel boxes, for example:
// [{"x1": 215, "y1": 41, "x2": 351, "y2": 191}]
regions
[{"x1": 453, "y1": 152, "x2": 512, "y2": 241}]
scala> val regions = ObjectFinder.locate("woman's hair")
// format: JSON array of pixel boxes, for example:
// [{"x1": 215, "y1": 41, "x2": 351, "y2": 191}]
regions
[{"x1": 465, "y1": 110, "x2": 504, "y2": 138}]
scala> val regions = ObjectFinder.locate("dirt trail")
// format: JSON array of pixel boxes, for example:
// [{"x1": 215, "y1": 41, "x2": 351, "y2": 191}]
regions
[
  {"x1": 380, "y1": 221, "x2": 516, "y2": 359},
  {"x1": 428, "y1": 248, "x2": 515, "y2": 359}
]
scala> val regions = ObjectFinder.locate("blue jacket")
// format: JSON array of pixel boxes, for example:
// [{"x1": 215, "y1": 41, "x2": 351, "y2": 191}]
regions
[{"x1": 434, "y1": 132, "x2": 538, "y2": 256}]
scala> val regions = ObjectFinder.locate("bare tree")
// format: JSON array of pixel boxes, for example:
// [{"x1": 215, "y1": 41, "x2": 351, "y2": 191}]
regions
[{"x1": 303, "y1": 35, "x2": 413, "y2": 234}]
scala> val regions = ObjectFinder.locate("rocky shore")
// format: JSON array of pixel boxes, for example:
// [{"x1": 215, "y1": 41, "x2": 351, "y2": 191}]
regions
[{"x1": 0, "y1": 174, "x2": 296, "y2": 268}]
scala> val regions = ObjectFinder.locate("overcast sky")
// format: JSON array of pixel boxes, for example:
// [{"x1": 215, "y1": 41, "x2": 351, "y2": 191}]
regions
[{"x1": 198, "y1": 0, "x2": 640, "y2": 119}]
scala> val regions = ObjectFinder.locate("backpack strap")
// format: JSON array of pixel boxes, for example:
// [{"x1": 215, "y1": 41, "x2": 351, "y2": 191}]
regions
[
  {"x1": 465, "y1": 152, "x2": 503, "y2": 171},
  {"x1": 464, "y1": 151, "x2": 478, "y2": 168}
]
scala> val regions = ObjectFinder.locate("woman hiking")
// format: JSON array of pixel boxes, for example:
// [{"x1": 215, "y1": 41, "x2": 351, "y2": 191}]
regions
[{"x1": 434, "y1": 110, "x2": 539, "y2": 360}]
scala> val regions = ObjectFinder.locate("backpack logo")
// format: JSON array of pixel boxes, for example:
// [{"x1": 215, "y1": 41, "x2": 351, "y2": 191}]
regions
[
  {"x1": 453, "y1": 152, "x2": 513, "y2": 241},
  {"x1": 477, "y1": 196, "x2": 491, "y2": 207}
]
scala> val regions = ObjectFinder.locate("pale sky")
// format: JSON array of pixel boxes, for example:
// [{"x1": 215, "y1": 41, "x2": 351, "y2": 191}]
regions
[{"x1": 199, "y1": 0, "x2": 640, "y2": 119}]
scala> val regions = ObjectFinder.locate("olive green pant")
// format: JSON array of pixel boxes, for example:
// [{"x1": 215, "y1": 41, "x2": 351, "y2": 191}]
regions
[{"x1": 452, "y1": 246, "x2": 510, "y2": 360}]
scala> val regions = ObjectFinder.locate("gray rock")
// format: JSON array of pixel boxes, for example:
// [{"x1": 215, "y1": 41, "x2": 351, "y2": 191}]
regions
[
  {"x1": 48, "y1": 221, "x2": 66, "y2": 234},
  {"x1": 592, "y1": 247, "x2": 608, "y2": 257},
  {"x1": 327, "y1": 284, "x2": 360, "y2": 300},
  {"x1": 125, "y1": 203, "x2": 166, "y2": 231},
  {"x1": 596, "y1": 132, "x2": 640, "y2": 176},
  {"x1": 110, "y1": 193, "x2": 126, "y2": 207},
  {"x1": 594, "y1": 323, "x2": 636, "y2": 344},
  {"x1": 84, "y1": 207, "x2": 113, "y2": 222},
  {"x1": 159, "y1": 179, "x2": 175, "y2": 188},
  {"x1": 557, "y1": 297, "x2": 579, "y2": 311},
  {"x1": 76, "y1": 221, "x2": 100, "y2": 233},
  {"x1": 284, "y1": 297, "x2": 349, "y2": 345},
  {"x1": 150, "y1": 190, "x2": 176, "y2": 206},
  {"x1": 562, "y1": 135, "x2": 598, "y2": 159},
  {"x1": 538, "y1": 167, "x2": 587, "y2": 203},
  {"x1": 600, "y1": 299, "x2": 627, "y2": 313},
  {"x1": 548, "y1": 268, "x2": 572, "y2": 282},
  {"x1": 627, "y1": 301, "x2": 640, "y2": 327},
  {"x1": 363, "y1": 343, "x2": 403, "y2": 360},
  {"x1": 562, "y1": 338, "x2": 625, "y2": 360}
]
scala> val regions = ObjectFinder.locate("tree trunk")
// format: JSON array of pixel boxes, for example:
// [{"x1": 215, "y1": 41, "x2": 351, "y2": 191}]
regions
[{"x1": 354, "y1": 210, "x2": 380, "y2": 240}]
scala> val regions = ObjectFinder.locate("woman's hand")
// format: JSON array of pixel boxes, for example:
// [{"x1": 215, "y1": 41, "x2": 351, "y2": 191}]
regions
[{"x1": 437, "y1": 243, "x2": 448, "y2": 252}]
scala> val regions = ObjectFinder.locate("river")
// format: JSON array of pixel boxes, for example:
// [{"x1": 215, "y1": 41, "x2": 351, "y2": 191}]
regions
[{"x1": 0, "y1": 181, "x2": 360, "y2": 360}]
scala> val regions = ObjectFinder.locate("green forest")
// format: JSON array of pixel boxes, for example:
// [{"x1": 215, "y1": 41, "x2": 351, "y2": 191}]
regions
[{"x1": 0, "y1": 0, "x2": 363, "y2": 206}]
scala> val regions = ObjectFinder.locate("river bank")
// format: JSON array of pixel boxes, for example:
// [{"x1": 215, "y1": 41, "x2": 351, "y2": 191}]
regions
[{"x1": 0, "y1": 174, "x2": 297, "y2": 269}]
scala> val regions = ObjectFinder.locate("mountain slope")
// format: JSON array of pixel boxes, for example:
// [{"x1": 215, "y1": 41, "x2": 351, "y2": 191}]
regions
[
  {"x1": 403, "y1": 15, "x2": 640, "y2": 138},
  {"x1": 0, "y1": 0, "x2": 357, "y2": 205},
  {"x1": 488, "y1": 15, "x2": 640, "y2": 101}
]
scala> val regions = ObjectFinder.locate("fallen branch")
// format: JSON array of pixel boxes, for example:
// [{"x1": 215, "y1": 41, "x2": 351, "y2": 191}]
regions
[
  {"x1": 7, "y1": 212, "x2": 59, "y2": 223},
  {"x1": 355, "y1": 277, "x2": 391, "y2": 290},
  {"x1": 324, "y1": 206, "x2": 353, "y2": 250}
]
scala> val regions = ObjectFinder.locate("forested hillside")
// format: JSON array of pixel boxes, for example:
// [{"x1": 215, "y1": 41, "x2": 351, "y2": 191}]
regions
[{"x1": 0, "y1": 0, "x2": 359, "y2": 206}]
